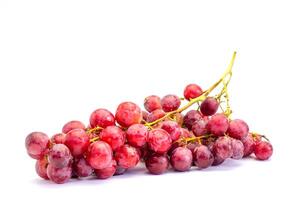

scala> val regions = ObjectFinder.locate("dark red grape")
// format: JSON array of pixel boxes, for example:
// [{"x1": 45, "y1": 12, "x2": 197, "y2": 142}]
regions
[
  {"x1": 25, "y1": 132, "x2": 49, "y2": 159},
  {"x1": 100, "y1": 126, "x2": 125, "y2": 150},
  {"x1": 95, "y1": 160, "x2": 117, "y2": 179},
  {"x1": 87, "y1": 141, "x2": 113, "y2": 169},
  {"x1": 62, "y1": 120, "x2": 86, "y2": 134},
  {"x1": 161, "y1": 95, "x2": 181, "y2": 112},
  {"x1": 147, "y1": 129, "x2": 172, "y2": 154},
  {"x1": 115, "y1": 144, "x2": 140, "y2": 169},
  {"x1": 115, "y1": 102, "x2": 142, "y2": 127},
  {"x1": 194, "y1": 145, "x2": 214, "y2": 169},
  {"x1": 170, "y1": 147, "x2": 192, "y2": 172},
  {"x1": 184, "y1": 84, "x2": 203, "y2": 100},
  {"x1": 35, "y1": 157, "x2": 49, "y2": 180},
  {"x1": 231, "y1": 139, "x2": 244, "y2": 159},
  {"x1": 146, "y1": 109, "x2": 165, "y2": 123},
  {"x1": 183, "y1": 110, "x2": 202, "y2": 129},
  {"x1": 145, "y1": 154, "x2": 169, "y2": 175},
  {"x1": 47, "y1": 164, "x2": 72, "y2": 184},
  {"x1": 242, "y1": 133, "x2": 255, "y2": 157},
  {"x1": 144, "y1": 95, "x2": 162, "y2": 112},
  {"x1": 213, "y1": 136, "x2": 232, "y2": 160},
  {"x1": 73, "y1": 157, "x2": 93, "y2": 177},
  {"x1": 254, "y1": 141, "x2": 273, "y2": 160},
  {"x1": 192, "y1": 119, "x2": 208, "y2": 136},
  {"x1": 126, "y1": 124, "x2": 148, "y2": 148},
  {"x1": 200, "y1": 97, "x2": 219, "y2": 116},
  {"x1": 48, "y1": 144, "x2": 72, "y2": 168},
  {"x1": 206, "y1": 113, "x2": 229, "y2": 136},
  {"x1": 65, "y1": 129, "x2": 89, "y2": 157},
  {"x1": 227, "y1": 119, "x2": 249, "y2": 140},
  {"x1": 90, "y1": 108, "x2": 115, "y2": 128},
  {"x1": 51, "y1": 133, "x2": 66, "y2": 144}
]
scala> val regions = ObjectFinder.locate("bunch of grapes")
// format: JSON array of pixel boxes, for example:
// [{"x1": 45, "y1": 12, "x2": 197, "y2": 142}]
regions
[{"x1": 25, "y1": 52, "x2": 273, "y2": 184}]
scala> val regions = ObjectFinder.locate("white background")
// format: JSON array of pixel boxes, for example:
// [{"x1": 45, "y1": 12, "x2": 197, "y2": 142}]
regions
[{"x1": 0, "y1": 0, "x2": 301, "y2": 199}]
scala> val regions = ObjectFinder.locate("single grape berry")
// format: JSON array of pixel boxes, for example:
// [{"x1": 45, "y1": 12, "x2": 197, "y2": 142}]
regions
[
  {"x1": 213, "y1": 136, "x2": 232, "y2": 160},
  {"x1": 65, "y1": 129, "x2": 90, "y2": 157},
  {"x1": 115, "y1": 144, "x2": 140, "y2": 169},
  {"x1": 159, "y1": 121, "x2": 181, "y2": 141},
  {"x1": 115, "y1": 102, "x2": 142, "y2": 127},
  {"x1": 100, "y1": 126, "x2": 126, "y2": 151},
  {"x1": 161, "y1": 95, "x2": 181, "y2": 112},
  {"x1": 51, "y1": 133, "x2": 66, "y2": 144},
  {"x1": 73, "y1": 157, "x2": 93, "y2": 177},
  {"x1": 144, "y1": 95, "x2": 162, "y2": 112},
  {"x1": 254, "y1": 141, "x2": 273, "y2": 160},
  {"x1": 48, "y1": 144, "x2": 72, "y2": 168},
  {"x1": 206, "y1": 113, "x2": 229, "y2": 136},
  {"x1": 145, "y1": 154, "x2": 169, "y2": 175},
  {"x1": 35, "y1": 157, "x2": 49, "y2": 180},
  {"x1": 184, "y1": 83, "x2": 203, "y2": 100},
  {"x1": 200, "y1": 97, "x2": 219, "y2": 116},
  {"x1": 192, "y1": 119, "x2": 207, "y2": 136},
  {"x1": 95, "y1": 160, "x2": 117, "y2": 179},
  {"x1": 170, "y1": 147, "x2": 193, "y2": 172},
  {"x1": 242, "y1": 133, "x2": 255, "y2": 157},
  {"x1": 194, "y1": 145, "x2": 214, "y2": 169},
  {"x1": 147, "y1": 129, "x2": 172, "y2": 154},
  {"x1": 126, "y1": 124, "x2": 148, "y2": 148},
  {"x1": 25, "y1": 132, "x2": 49, "y2": 160},
  {"x1": 47, "y1": 164, "x2": 72, "y2": 184},
  {"x1": 62, "y1": 120, "x2": 86, "y2": 134},
  {"x1": 146, "y1": 109, "x2": 165, "y2": 123},
  {"x1": 227, "y1": 119, "x2": 249, "y2": 140},
  {"x1": 87, "y1": 141, "x2": 113, "y2": 169},
  {"x1": 90, "y1": 108, "x2": 115, "y2": 128},
  {"x1": 183, "y1": 110, "x2": 203, "y2": 129},
  {"x1": 230, "y1": 139, "x2": 244, "y2": 159}
]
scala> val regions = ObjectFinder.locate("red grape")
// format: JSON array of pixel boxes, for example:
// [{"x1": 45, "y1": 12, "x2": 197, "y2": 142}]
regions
[
  {"x1": 115, "y1": 102, "x2": 142, "y2": 127},
  {"x1": 194, "y1": 145, "x2": 214, "y2": 169},
  {"x1": 51, "y1": 133, "x2": 66, "y2": 144},
  {"x1": 159, "y1": 121, "x2": 181, "y2": 141},
  {"x1": 73, "y1": 157, "x2": 93, "y2": 177},
  {"x1": 170, "y1": 147, "x2": 192, "y2": 172},
  {"x1": 142, "y1": 111, "x2": 149, "y2": 122},
  {"x1": 25, "y1": 132, "x2": 49, "y2": 159},
  {"x1": 147, "y1": 129, "x2": 172, "y2": 154},
  {"x1": 87, "y1": 141, "x2": 113, "y2": 169},
  {"x1": 200, "y1": 97, "x2": 219, "y2": 116},
  {"x1": 144, "y1": 95, "x2": 162, "y2": 112},
  {"x1": 206, "y1": 113, "x2": 229, "y2": 136},
  {"x1": 126, "y1": 124, "x2": 148, "y2": 148},
  {"x1": 115, "y1": 144, "x2": 140, "y2": 169},
  {"x1": 213, "y1": 136, "x2": 232, "y2": 160},
  {"x1": 146, "y1": 109, "x2": 165, "y2": 123},
  {"x1": 48, "y1": 144, "x2": 72, "y2": 168},
  {"x1": 230, "y1": 139, "x2": 244, "y2": 159},
  {"x1": 184, "y1": 84, "x2": 203, "y2": 100},
  {"x1": 47, "y1": 164, "x2": 72, "y2": 184},
  {"x1": 254, "y1": 141, "x2": 273, "y2": 160},
  {"x1": 100, "y1": 126, "x2": 126, "y2": 150},
  {"x1": 95, "y1": 160, "x2": 117, "y2": 179},
  {"x1": 212, "y1": 155, "x2": 225, "y2": 166},
  {"x1": 183, "y1": 110, "x2": 202, "y2": 129},
  {"x1": 35, "y1": 157, "x2": 49, "y2": 180},
  {"x1": 227, "y1": 119, "x2": 249, "y2": 140},
  {"x1": 145, "y1": 154, "x2": 169, "y2": 175},
  {"x1": 90, "y1": 108, "x2": 115, "y2": 128},
  {"x1": 62, "y1": 120, "x2": 86, "y2": 134},
  {"x1": 242, "y1": 133, "x2": 255, "y2": 157},
  {"x1": 65, "y1": 129, "x2": 90, "y2": 157},
  {"x1": 192, "y1": 119, "x2": 208, "y2": 136},
  {"x1": 161, "y1": 95, "x2": 181, "y2": 112}
]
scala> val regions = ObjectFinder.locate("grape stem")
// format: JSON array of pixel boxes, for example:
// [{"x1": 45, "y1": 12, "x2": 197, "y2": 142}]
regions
[{"x1": 145, "y1": 51, "x2": 237, "y2": 127}]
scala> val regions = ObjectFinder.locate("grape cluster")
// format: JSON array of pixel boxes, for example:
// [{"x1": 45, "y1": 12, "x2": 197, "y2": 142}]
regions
[{"x1": 25, "y1": 53, "x2": 273, "y2": 184}]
